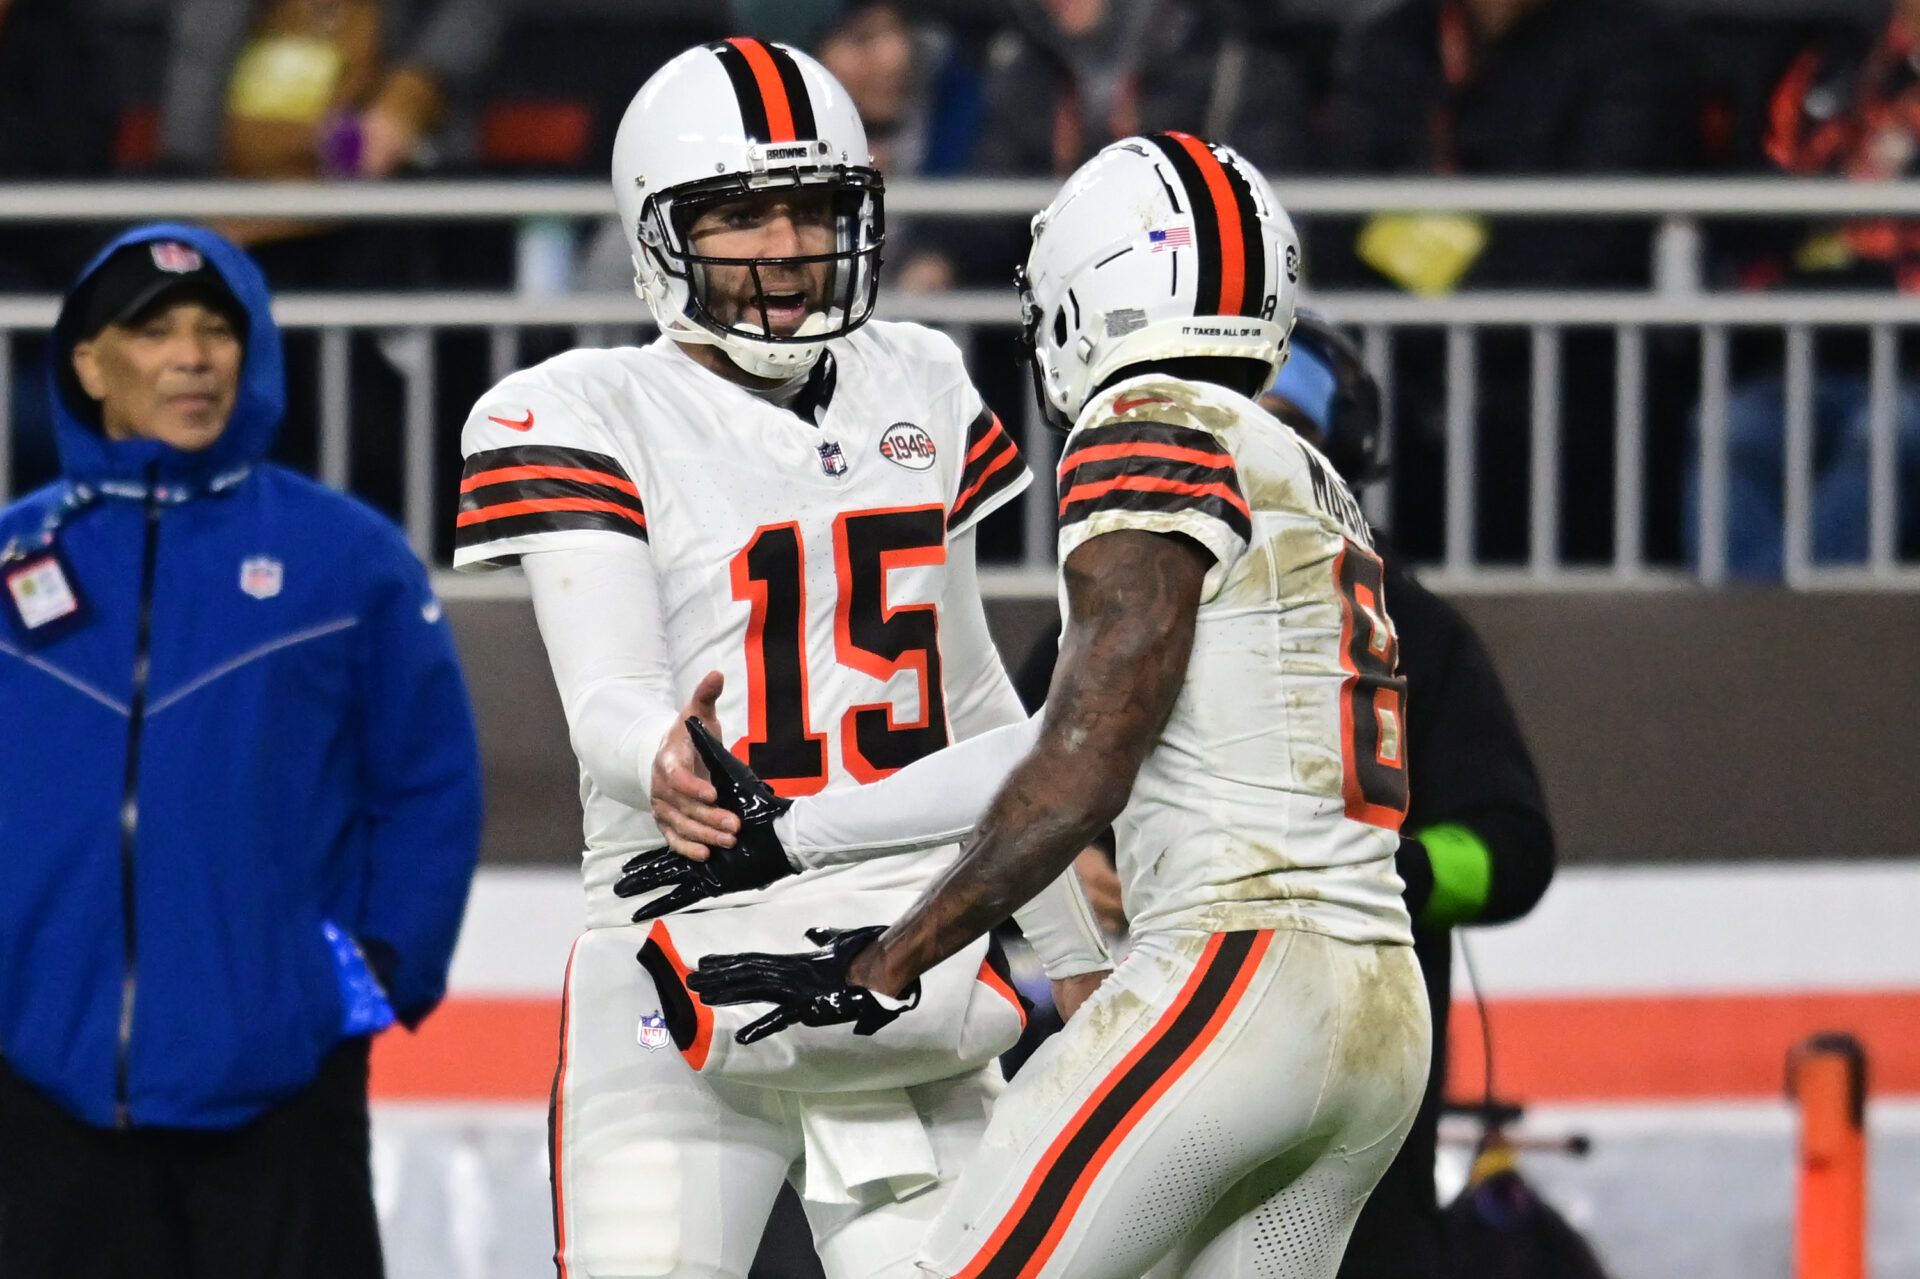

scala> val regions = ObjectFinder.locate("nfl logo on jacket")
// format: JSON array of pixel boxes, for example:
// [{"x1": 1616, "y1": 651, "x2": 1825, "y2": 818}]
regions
[{"x1": 239, "y1": 555, "x2": 283, "y2": 600}]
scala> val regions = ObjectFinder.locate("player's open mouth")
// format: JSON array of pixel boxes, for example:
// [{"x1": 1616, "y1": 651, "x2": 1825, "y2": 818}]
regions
[{"x1": 755, "y1": 292, "x2": 810, "y2": 332}]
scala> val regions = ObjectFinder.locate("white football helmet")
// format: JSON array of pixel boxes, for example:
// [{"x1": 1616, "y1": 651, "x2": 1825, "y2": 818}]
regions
[
  {"x1": 611, "y1": 39, "x2": 884, "y2": 379},
  {"x1": 1018, "y1": 132, "x2": 1300, "y2": 429}
]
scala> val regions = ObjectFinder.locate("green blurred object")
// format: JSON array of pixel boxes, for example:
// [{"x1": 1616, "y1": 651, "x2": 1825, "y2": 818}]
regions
[{"x1": 730, "y1": 0, "x2": 843, "y2": 51}]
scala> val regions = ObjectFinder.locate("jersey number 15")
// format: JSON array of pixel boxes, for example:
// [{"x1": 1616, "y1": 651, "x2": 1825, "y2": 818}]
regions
[{"x1": 732, "y1": 505, "x2": 949, "y2": 796}]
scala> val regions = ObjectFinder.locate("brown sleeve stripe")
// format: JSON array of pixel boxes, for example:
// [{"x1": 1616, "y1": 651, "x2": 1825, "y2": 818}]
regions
[
  {"x1": 1059, "y1": 426, "x2": 1250, "y2": 541},
  {"x1": 950, "y1": 410, "x2": 1026, "y2": 531},
  {"x1": 953, "y1": 930, "x2": 1274, "y2": 1279},
  {"x1": 964, "y1": 412, "x2": 1011, "y2": 467},
  {"x1": 461, "y1": 464, "x2": 639, "y2": 499},
  {"x1": 1060, "y1": 477, "x2": 1252, "y2": 544},
  {"x1": 457, "y1": 446, "x2": 647, "y2": 547},
  {"x1": 1059, "y1": 453, "x2": 1244, "y2": 509},
  {"x1": 1059, "y1": 420, "x2": 1228, "y2": 476},
  {"x1": 454, "y1": 508, "x2": 649, "y2": 551}
]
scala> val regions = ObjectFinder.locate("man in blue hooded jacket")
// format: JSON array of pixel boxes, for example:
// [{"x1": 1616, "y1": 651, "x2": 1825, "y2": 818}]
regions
[{"x1": 0, "y1": 223, "x2": 482, "y2": 1278}]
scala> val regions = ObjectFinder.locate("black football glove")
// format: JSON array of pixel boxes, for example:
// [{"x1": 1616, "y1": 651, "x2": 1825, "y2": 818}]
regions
[
  {"x1": 687, "y1": 925, "x2": 921, "y2": 1044},
  {"x1": 615, "y1": 717, "x2": 796, "y2": 922}
]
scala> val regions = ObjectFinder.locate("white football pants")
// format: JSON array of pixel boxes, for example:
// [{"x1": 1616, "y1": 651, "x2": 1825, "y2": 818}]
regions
[
  {"x1": 550, "y1": 925, "x2": 1003, "y2": 1279},
  {"x1": 915, "y1": 927, "x2": 1430, "y2": 1279}
]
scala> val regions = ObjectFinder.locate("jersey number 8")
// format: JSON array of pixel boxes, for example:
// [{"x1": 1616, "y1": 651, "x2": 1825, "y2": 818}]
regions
[{"x1": 1334, "y1": 543, "x2": 1409, "y2": 829}]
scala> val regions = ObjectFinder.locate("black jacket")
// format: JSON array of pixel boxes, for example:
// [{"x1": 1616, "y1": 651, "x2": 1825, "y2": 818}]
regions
[
  {"x1": 1339, "y1": 558, "x2": 1556, "y2": 1279},
  {"x1": 1320, "y1": 0, "x2": 1696, "y2": 290}
]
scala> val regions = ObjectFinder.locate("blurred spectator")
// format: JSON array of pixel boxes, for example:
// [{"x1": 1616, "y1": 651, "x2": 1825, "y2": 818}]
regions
[
  {"x1": 972, "y1": 0, "x2": 1312, "y2": 178},
  {"x1": 737, "y1": 0, "x2": 983, "y2": 176},
  {"x1": 0, "y1": 223, "x2": 482, "y2": 1279},
  {"x1": 1317, "y1": 0, "x2": 1696, "y2": 564},
  {"x1": 1325, "y1": 0, "x2": 1695, "y2": 292},
  {"x1": 159, "y1": 0, "x2": 506, "y2": 192},
  {"x1": 816, "y1": 1, "x2": 928, "y2": 173},
  {"x1": 731, "y1": 0, "x2": 993, "y2": 293},
  {"x1": 1692, "y1": 0, "x2": 1920, "y2": 578},
  {"x1": 0, "y1": 0, "x2": 120, "y2": 492},
  {"x1": 155, "y1": 0, "x2": 506, "y2": 261},
  {"x1": 902, "y1": 0, "x2": 1317, "y2": 289},
  {"x1": 155, "y1": 0, "x2": 508, "y2": 516}
]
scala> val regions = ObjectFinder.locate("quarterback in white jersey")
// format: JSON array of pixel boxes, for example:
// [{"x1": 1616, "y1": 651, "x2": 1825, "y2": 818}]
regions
[
  {"x1": 455, "y1": 39, "x2": 1110, "y2": 1279},
  {"x1": 678, "y1": 133, "x2": 1432, "y2": 1278}
]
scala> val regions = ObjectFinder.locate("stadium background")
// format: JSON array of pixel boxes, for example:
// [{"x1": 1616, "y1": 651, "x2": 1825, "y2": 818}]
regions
[{"x1": 3, "y1": 0, "x2": 1918, "y2": 1274}]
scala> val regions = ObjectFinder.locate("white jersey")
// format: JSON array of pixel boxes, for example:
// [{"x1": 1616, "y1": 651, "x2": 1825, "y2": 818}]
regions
[
  {"x1": 455, "y1": 323, "x2": 1031, "y2": 926},
  {"x1": 1056, "y1": 373, "x2": 1414, "y2": 945}
]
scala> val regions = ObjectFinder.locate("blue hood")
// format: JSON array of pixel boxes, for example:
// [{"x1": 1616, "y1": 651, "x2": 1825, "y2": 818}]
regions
[{"x1": 47, "y1": 223, "x2": 285, "y2": 487}]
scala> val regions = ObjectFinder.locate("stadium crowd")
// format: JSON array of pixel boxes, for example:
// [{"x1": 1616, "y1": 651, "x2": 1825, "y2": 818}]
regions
[{"x1": 4, "y1": 0, "x2": 1919, "y2": 573}]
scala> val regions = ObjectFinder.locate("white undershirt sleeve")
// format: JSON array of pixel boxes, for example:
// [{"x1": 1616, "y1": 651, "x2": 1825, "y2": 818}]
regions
[
  {"x1": 777, "y1": 713, "x2": 1041, "y2": 865},
  {"x1": 777, "y1": 532, "x2": 1112, "y2": 979},
  {"x1": 521, "y1": 544, "x2": 681, "y2": 813}
]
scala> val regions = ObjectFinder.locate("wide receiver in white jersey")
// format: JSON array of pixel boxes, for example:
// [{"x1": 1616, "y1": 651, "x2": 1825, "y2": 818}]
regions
[
  {"x1": 662, "y1": 133, "x2": 1433, "y2": 1277},
  {"x1": 453, "y1": 40, "x2": 1113, "y2": 1279}
]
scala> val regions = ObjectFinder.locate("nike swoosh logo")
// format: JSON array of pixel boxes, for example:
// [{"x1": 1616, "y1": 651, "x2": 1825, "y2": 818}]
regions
[
  {"x1": 488, "y1": 410, "x2": 535, "y2": 432},
  {"x1": 1113, "y1": 394, "x2": 1169, "y2": 415}
]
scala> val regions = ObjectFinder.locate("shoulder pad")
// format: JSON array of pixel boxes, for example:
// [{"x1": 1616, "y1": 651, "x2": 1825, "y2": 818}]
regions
[{"x1": 1080, "y1": 378, "x2": 1239, "y2": 440}]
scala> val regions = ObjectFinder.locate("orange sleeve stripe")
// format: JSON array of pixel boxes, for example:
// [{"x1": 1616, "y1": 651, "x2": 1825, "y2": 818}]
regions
[
  {"x1": 455, "y1": 497, "x2": 648, "y2": 529},
  {"x1": 1058, "y1": 474, "x2": 1250, "y2": 520},
  {"x1": 1058, "y1": 441, "x2": 1234, "y2": 478},
  {"x1": 965, "y1": 415, "x2": 1010, "y2": 465},
  {"x1": 729, "y1": 38, "x2": 796, "y2": 143},
  {"x1": 953, "y1": 442, "x2": 1022, "y2": 516},
  {"x1": 459, "y1": 464, "x2": 640, "y2": 497}
]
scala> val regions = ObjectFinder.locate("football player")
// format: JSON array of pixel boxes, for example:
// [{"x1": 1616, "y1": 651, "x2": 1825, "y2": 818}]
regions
[
  {"x1": 665, "y1": 134, "x2": 1433, "y2": 1277},
  {"x1": 453, "y1": 39, "x2": 1112, "y2": 1279}
]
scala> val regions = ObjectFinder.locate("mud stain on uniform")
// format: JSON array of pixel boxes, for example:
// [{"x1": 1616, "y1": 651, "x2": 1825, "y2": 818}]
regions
[{"x1": 1335, "y1": 945, "x2": 1430, "y2": 1105}]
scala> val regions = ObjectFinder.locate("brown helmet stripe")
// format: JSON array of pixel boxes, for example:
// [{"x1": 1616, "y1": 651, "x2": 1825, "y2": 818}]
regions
[
  {"x1": 1145, "y1": 132, "x2": 1265, "y2": 318},
  {"x1": 761, "y1": 41, "x2": 819, "y2": 140},
  {"x1": 709, "y1": 39, "x2": 775, "y2": 141}
]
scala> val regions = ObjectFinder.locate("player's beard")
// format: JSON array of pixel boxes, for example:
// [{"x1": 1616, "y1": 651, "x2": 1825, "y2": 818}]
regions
[{"x1": 704, "y1": 261, "x2": 833, "y2": 339}]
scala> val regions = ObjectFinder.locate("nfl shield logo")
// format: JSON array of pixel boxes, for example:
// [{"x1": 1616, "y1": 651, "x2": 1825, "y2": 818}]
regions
[
  {"x1": 637, "y1": 1011, "x2": 671, "y2": 1052},
  {"x1": 150, "y1": 241, "x2": 204, "y2": 274},
  {"x1": 817, "y1": 440, "x2": 848, "y2": 478},
  {"x1": 239, "y1": 555, "x2": 283, "y2": 600}
]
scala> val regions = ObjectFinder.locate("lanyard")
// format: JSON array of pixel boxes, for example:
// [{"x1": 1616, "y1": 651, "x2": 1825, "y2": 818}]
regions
[{"x1": 0, "y1": 466, "x2": 251, "y2": 568}]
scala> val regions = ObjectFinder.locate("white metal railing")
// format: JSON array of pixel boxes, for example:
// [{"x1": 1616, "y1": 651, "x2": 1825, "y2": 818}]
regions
[{"x1": 2, "y1": 178, "x2": 1916, "y2": 590}]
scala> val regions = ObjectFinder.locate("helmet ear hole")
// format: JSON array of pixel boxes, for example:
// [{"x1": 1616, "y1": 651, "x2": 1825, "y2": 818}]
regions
[{"x1": 1052, "y1": 309, "x2": 1069, "y2": 347}]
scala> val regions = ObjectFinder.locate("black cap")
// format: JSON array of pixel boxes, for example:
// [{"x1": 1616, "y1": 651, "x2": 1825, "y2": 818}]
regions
[{"x1": 68, "y1": 240, "x2": 248, "y2": 342}]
